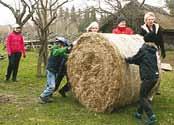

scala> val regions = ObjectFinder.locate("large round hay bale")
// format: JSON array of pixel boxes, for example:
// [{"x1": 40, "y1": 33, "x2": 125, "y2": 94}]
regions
[{"x1": 67, "y1": 33, "x2": 144, "y2": 112}]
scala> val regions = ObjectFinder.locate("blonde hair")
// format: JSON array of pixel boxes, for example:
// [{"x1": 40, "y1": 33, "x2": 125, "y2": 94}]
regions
[
  {"x1": 86, "y1": 21, "x2": 99, "y2": 32},
  {"x1": 144, "y1": 12, "x2": 156, "y2": 23}
]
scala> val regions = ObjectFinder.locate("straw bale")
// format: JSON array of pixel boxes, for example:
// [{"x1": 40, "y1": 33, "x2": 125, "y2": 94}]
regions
[{"x1": 67, "y1": 33, "x2": 145, "y2": 112}]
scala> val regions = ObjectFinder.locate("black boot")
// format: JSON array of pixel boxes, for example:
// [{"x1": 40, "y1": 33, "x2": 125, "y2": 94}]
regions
[
  {"x1": 59, "y1": 89, "x2": 66, "y2": 97},
  {"x1": 5, "y1": 75, "x2": 10, "y2": 81},
  {"x1": 12, "y1": 75, "x2": 19, "y2": 82},
  {"x1": 12, "y1": 78, "x2": 18, "y2": 82}
]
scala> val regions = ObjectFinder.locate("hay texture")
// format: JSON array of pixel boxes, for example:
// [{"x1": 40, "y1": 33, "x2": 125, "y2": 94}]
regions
[{"x1": 67, "y1": 33, "x2": 144, "y2": 112}]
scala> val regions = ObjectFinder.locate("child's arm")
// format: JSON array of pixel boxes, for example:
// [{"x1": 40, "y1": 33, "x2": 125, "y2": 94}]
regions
[
  {"x1": 52, "y1": 46, "x2": 68, "y2": 56},
  {"x1": 125, "y1": 47, "x2": 144, "y2": 65}
]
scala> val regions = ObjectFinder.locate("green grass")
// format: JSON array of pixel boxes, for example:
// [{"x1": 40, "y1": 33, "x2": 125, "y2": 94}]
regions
[{"x1": 0, "y1": 46, "x2": 174, "y2": 125}]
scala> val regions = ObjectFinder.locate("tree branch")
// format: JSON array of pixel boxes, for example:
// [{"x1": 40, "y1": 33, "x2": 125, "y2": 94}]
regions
[
  {"x1": 140, "y1": 0, "x2": 146, "y2": 7},
  {"x1": 19, "y1": 1, "x2": 27, "y2": 22},
  {"x1": 44, "y1": 15, "x2": 57, "y2": 31},
  {"x1": 55, "y1": 0, "x2": 68, "y2": 10},
  {"x1": 0, "y1": 0, "x2": 16, "y2": 16}
]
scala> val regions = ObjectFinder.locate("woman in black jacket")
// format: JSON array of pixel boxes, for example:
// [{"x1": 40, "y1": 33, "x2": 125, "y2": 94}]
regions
[
  {"x1": 140, "y1": 12, "x2": 166, "y2": 97},
  {"x1": 140, "y1": 12, "x2": 166, "y2": 58}
]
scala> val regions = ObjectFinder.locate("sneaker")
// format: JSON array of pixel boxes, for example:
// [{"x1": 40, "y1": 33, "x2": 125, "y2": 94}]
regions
[
  {"x1": 147, "y1": 114, "x2": 157, "y2": 125},
  {"x1": 134, "y1": 112, "x2": 142, "y2": 119},
  {"x1": 38, "y1": 96, "x2": 53, "y2": 104},
  {"x1": 156, "y1": 92, "x2": 161, "y2": 95},
  {"x1": 59, "y1": 89, "x2": 66, "y2": 97},
  {"x1": 0, "y1": 55, "x2": 5, "y2": 60}
]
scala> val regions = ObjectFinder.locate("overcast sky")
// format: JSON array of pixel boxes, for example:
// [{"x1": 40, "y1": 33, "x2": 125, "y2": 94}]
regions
[{"x1": 0, "y1": 0, "x2": 166, "y2": 25}]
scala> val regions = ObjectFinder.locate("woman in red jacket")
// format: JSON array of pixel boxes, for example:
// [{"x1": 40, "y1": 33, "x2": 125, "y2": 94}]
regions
[
  {"x1": 112, "y1": 17, "x2": 134, "y2": 35},
  {"x1": 6, "y1": 24, "x2": 26, "y2": 82}
]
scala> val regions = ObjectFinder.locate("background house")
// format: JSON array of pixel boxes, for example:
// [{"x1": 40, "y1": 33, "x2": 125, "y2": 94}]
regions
[{"x1": 100, "y1": 1, "x2": 174, "y2": 49}]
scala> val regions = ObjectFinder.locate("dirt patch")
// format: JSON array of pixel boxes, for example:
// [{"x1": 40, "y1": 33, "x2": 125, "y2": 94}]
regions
[{"x1": 0, "y1": 94, "x2": 16, "y2": 104}]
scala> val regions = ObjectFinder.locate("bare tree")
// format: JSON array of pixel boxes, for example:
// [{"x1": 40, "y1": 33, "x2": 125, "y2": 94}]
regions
[
  {"x1": 166, "y1": 0, "x2": 174, "y2": 15},
  {"x1": 31, "y1": 0, "x2": 70, "y2": 76},
  {"x1": 0, "y1": 0, "x2": 39, "y2": 27},
  {"x1": 97, "y1": 0, "x2": 122, "y2": 16},
  {"x1": 139, "y1": 0, "x2": 146, "y2": 7},
  {"x1": 96, "y1": 0, "x2": 146, "y2": 15}
]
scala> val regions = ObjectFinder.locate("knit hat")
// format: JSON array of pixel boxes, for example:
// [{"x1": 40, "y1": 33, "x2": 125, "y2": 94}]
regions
[
  {"x1": 12, "y1": 24, "x2": 21, "y2": 28},
  {"x1": 143, "y1": 32, "x2": 158, "y2": 43},
  {"x1": 117, "y1": 16, "x2": 127, "y2": 24},
  {"x1": 55, "y1": 37, "x2": 69, "y2": 46}
]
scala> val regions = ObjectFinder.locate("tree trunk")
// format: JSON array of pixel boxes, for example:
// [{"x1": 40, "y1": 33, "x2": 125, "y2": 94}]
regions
[
  {"x1": 37, "y1": 49, "x2": 43, "y2": 77},
  {"x1": 36, "y1": 30, "x2": 49, "y2": 77}
]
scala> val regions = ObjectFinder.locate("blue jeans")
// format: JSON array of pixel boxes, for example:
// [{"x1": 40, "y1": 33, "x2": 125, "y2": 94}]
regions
[{"x1": 40, "y1": 70, "x2": 57, "y2": 98}]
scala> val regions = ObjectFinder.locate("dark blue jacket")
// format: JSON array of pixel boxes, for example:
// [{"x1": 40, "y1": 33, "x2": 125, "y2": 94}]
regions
[{"x1": 126, "y1": 43, "x2": 159, "y2": 81}]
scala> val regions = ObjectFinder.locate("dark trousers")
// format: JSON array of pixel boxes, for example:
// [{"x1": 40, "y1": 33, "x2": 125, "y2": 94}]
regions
[
  {"x1": 54, "y1": 58, "x2": 70, "y2": 93},
  {"x1": 6, "y1": 52, "x2": 22, "y2": 81},
  {"x1": 55, "y1": 73, "x2": 70, "y2": 93},
  {"x1": 137, "y1": 79, "x2": 158, "y2": 117}
]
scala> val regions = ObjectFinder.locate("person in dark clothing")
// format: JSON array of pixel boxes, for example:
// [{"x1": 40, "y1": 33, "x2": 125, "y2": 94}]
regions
[
  {"x1": 54, "y1": 37, "x2": 73, "y2": 97},
  {"x1": 125, "y1": 32, "x2": 159, "y2": 125},
  {"x1": 53, "y1": 57, "x2": 69, "y2": 97},
  {"x1": 140, "y1": 12, "x2": 165, "y2": 58},
  {"x1": 39, "y1": 37, "x2": 72, "y2": 103},
  {"x1": 140, "y1": 11, "x2": 165, "y2": 97}
]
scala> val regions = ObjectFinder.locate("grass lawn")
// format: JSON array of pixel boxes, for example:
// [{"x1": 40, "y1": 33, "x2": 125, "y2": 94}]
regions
[{"x1": 0, "y1": 46, "x2": 174, "y2": 125}]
